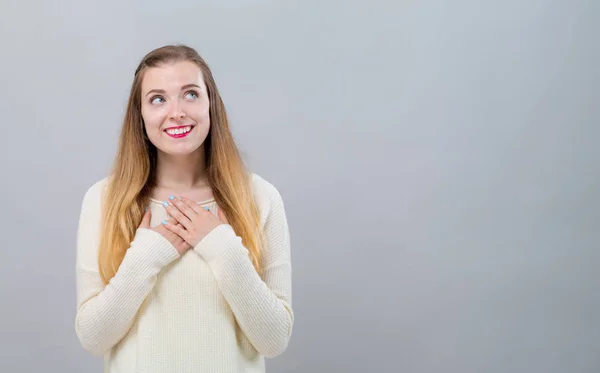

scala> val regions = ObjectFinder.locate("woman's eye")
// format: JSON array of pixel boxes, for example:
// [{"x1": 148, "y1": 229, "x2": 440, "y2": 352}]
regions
[
  {"x1": 151, "y1": 96, "x2": 165, "y2": 105},
  {"x1": 184, "y1": 91, "x2": 198, "y2": 100}
]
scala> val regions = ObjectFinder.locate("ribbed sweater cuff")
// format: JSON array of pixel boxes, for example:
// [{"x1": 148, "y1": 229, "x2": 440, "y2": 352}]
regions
[
  {"x1": 193, "y1": 224, "x2": 247, "y2": 264},
  {"x1": 120, "y1": 228, "x2": 180, "y2": 277}
]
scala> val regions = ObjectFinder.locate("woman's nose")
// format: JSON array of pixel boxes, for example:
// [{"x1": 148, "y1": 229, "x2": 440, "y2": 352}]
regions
[{"x1": 169, "y1": 102, "x2": 186, "y2": 120}]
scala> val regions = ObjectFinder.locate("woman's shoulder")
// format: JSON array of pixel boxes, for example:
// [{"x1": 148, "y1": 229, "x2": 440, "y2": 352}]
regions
[
  {"x1": 249, "y1": 173, "x2": 283, "y2": 201},
  {"x1": 250, "y1": 172, "x2": 274, "y2": 191},
  {"x1": 80, "y1": 176, "x2": 111, "y2": 208},
  {"x1": 249, "y1": 173, "x2": 287, "y2": 217},
  {"x1": 86, "y1": 176, "x2": 110, "y2": 195}
]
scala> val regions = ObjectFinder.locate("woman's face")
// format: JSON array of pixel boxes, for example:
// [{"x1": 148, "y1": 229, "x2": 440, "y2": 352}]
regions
[{"x1": 140, "y1": 60, "x2": 210, "y2": 157}]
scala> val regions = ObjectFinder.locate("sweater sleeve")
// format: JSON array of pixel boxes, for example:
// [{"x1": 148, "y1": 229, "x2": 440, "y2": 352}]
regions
[
  {"x1": 193, "y1": 184, "x2": 294, "y2": 358},
  {"x1": 75, "y1": 181, "x2": 180, "y2": 356}
]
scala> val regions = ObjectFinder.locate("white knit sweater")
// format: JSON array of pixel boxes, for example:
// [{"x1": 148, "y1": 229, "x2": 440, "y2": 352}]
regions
[{"x1": 75, "y1": 174, "x2": 293, "y2": 373}]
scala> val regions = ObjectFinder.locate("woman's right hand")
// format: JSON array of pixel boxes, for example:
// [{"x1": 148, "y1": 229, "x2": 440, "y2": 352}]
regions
[{"x1": 139, "y1": 208, "x2": 191, "y2": 255}]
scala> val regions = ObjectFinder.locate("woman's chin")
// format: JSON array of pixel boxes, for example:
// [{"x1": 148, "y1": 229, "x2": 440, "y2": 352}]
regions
[{"x1": 157, "y1": 144, "x2": 204, "y2": 158}]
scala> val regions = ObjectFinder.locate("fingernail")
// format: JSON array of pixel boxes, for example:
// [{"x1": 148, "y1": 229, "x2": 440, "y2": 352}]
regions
[
  {"x1": 162, "y1": 219, "x2": 168, "y2": 225},
  {"x1": 169, "y1": 195, "x2": 175, "y2": 200},
  {"x1": 204, "y1": 206, "x2": 210, "y2": 211},
  {"x1": 162, "y1": 201, "x2": 169, "y2": 207},
  {"x1": 177, "y1": 196, "x2": 182, "y2": 200}
]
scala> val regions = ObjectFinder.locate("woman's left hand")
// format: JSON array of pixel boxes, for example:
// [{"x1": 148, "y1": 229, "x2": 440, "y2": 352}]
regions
[{"x1": 161, "y1": 196, "x2": 229, "y2": 247}]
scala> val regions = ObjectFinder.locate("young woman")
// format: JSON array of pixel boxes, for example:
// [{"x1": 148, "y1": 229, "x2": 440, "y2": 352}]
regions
[{"x1": 75, "y1": 44, "x2": 293, "y2": 372}]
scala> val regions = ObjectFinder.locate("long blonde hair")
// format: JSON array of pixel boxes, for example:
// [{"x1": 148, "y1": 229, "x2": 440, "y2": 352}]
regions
[{"x1": 98, "y1": 45, "x2": 263, "y2": 284}]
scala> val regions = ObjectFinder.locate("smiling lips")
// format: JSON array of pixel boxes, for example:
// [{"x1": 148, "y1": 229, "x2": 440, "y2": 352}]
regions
[{"x1": 164, "y1": 125, "x2": 194, "y2": 138}]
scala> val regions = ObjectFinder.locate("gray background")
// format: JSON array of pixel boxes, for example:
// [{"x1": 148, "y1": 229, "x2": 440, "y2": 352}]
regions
[{"x1": 0, "y1": 0, "x2": 598, "y2": 372}]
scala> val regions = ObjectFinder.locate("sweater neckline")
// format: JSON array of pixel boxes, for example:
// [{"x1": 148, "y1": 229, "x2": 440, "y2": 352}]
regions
[{"x1": 149, "y1": 197, "x2": 215, "y2": 205}]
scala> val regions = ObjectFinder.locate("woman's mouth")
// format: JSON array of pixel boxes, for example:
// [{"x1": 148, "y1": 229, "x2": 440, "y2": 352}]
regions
[{"x1": 164, "y1": 125, "x2": 194, "y2": 138}]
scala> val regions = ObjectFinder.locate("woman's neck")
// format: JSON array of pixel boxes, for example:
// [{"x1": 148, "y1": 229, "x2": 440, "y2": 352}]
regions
[{"x1": 154, "y1": 147, "x2": 208, "y2": 190}]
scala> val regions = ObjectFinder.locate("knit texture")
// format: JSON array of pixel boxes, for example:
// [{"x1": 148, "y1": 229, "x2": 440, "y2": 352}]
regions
[{"x1": 75, "y1": 174, "x2": 293, "y2": 373}]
